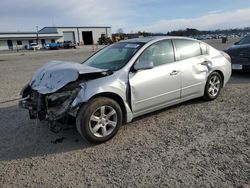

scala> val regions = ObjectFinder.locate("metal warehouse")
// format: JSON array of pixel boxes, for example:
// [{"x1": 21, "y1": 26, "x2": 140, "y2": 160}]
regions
[{"x1": 0, "y1": 26, "x2": 111, "y2": 50}]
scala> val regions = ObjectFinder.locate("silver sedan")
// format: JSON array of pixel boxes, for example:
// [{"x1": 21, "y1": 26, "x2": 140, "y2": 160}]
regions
[{"x1": 20, "y1": 36, "x2": 232, "y2": 143}]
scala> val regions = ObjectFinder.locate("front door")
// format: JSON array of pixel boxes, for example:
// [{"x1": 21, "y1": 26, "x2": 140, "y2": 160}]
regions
[{"x1": 129, "y1": 40, "x2": 181, "y2": 115}]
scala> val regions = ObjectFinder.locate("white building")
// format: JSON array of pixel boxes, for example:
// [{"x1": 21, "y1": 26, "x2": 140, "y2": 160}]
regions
[{"x1": 0, "y1": 26, "x2": 111, "y2": 50}]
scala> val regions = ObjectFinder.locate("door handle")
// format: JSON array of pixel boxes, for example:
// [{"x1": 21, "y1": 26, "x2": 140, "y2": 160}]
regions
[
  {"x1": 170, "y1": 70, "x2": 179, "y2": 76},
  {"x1": 201, "y1": 60, "x2": 210, "y2": 65}
]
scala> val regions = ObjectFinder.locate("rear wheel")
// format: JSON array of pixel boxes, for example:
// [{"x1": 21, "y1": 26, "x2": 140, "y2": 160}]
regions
[
  {"x1": 76, "y1": 97, "x2": 122, "y2": 144},
  {"x1": 203, "y1": 72, "x2": 222, "y2": 101}
]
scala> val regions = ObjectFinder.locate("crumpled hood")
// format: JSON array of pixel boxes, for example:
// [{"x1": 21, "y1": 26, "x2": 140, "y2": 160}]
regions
[{"x1": 29, "y1": 60, "x2": 105, "y2": 94}]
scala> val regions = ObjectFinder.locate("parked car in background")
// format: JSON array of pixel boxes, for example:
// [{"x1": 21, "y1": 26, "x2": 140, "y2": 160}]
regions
[
  {"x1": 224, "y1": 34, "x2": 250, "y2": 71},
  {"x1": 28, "y1": 43, "x2": 40, "y2": 50},
  {"x1": 19, "y1": 36, "x2": 231, "y2": 143},
  {"x1": 63, "y1": 41, "x2": 76, "y2": 49},
  {"x1": 45, "y1": 41, "x2": 76, "y2": 50},
  {"x1": 45, "y1": 42, "x2": 63, "y2": 50}
]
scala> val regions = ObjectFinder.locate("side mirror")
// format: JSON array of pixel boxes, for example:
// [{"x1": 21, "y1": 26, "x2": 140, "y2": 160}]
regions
[
  {"x1": 234, "y1": 42, "x2": 239, "y2": 45},
  {"x1": 134, "y1": 60, "x2": 154, "y2": 70}
]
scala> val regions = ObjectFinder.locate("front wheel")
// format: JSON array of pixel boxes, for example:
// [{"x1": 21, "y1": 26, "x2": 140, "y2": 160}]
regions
[
  {"x1": 203, "y1": 72, "x2": 222, "y2": 101},
  {"x1": 76, "y1": 97, "x2": 122, "y2": 144}
]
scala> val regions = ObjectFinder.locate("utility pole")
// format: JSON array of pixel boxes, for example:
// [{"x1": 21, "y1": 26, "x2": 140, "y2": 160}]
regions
[{"x1": 36, "y1": 26, "x2": 39, "y2": 44}]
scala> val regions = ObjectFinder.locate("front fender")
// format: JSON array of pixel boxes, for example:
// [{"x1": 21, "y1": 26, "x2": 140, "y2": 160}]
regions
[{"x1": 70, "y1": 73, "x2": 133, "y2": 122}]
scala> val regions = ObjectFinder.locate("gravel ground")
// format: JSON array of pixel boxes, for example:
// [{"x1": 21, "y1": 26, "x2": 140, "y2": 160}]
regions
[{"x1": 0, "y1": 39, "x2": 249, "y2": 187}]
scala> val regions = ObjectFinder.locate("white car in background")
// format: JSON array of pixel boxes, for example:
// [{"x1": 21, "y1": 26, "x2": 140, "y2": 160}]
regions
[{"x1": 29, "y1": 43, "x2": 40, "y2": 50}]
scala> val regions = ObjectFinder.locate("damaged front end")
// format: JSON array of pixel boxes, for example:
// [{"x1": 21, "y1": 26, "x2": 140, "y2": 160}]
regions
[
  {"x1": 19, "y1": 84, "x2": 81, "y2": 122},
  {"x1": 19, "y1": 60, "x2": 112, "y2": 132}
]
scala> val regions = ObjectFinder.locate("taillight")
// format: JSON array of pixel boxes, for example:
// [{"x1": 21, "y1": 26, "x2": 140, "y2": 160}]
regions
[{"x1": 221, "y1": 51, "x2": 231, "y2": 62}]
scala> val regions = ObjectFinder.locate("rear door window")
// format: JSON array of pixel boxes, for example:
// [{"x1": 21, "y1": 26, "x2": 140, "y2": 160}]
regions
[{"x1": 174, "y1": 39, "x2": 202, "y2": 60}]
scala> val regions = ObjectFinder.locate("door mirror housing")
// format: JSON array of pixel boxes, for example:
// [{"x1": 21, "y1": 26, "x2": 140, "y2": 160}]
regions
[{"x1": 134, "y1": 60, "x2": 154, "y2": 70}]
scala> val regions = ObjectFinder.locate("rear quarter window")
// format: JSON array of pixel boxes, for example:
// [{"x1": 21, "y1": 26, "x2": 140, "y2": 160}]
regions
[{"x1": 174, "y1": 39, "x2": 202, "y2": 60}]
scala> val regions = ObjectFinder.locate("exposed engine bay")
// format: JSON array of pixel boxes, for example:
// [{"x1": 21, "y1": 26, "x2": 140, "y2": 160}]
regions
[{"x1": 19, "y1": 61, "x2": 112, "y2": 128}]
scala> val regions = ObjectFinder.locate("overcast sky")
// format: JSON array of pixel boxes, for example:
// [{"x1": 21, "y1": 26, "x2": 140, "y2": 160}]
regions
[{"x1": 1, "y1": 0, "x2": 250, "y2": 33}]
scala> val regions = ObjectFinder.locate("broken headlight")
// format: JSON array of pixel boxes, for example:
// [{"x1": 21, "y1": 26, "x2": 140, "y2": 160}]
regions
[{"x1": 46, "y1": 87, "x2": 80, "y2": 120}]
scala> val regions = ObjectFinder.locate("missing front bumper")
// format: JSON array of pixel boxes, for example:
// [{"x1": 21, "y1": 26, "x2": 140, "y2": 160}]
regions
[{"x1": 19, "y1": 88, "x2": 80, "y2": 121}]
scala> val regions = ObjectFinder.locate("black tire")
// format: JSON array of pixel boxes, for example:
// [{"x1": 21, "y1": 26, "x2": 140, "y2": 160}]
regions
[
  {"x1": 203, "y1": 72, "x2": 222, "y2": 101},
  {"x1": 76, "y1": 97, "x2": 122, "y2": 144}
]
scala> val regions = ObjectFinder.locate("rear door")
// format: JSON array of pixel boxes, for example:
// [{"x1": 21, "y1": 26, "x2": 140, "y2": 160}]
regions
[
  {"x1": 173, "y1": 39, "x2": 210, "y2": 98},
  {"x1": 129, "y1": 40, "x2": 181, "y2": 115}
]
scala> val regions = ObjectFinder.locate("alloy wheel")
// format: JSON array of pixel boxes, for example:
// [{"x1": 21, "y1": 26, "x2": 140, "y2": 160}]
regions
[
  {"x1": 89, "y1": 105, "x2": 118, "y2": 138},
  {"x1": 208, "y1": 75, "x2": 221, "y2": 97}
]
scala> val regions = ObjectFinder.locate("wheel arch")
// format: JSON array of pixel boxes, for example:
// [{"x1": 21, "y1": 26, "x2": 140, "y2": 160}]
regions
[
  {"x1": 89, "y1": 92, "x2": 128, "y2": 123},
  {"x1": 212, "y1": 70, "x2": 224, "y2": 87}
]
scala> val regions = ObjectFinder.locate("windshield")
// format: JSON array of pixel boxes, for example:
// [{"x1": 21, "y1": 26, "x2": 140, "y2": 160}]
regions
[
  {"x1": 83, "y1": 42, "x2": 144, "y2": 71},
  {"x1": 238, "y1": 35, "x2": 250, "y2": 45}
]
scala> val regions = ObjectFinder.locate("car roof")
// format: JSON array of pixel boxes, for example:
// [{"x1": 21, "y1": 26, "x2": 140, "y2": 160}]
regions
[{"x1": 121, "y1": 36, "x2": 199, "y2": 44}]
